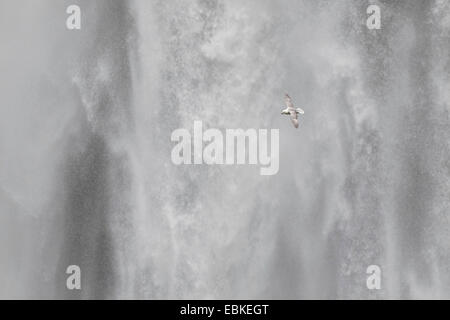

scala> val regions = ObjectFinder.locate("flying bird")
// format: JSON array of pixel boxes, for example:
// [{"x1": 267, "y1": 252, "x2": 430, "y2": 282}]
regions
[{"x1": 281, "y1": 93, "x2": 304, "y2": 128}]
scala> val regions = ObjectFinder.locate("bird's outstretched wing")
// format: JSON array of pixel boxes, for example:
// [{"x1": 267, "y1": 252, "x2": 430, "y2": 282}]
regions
[
  {"x1": 289, "y1": 109, "x2": 299, "y2": 128},
  {"x1": 285, "y1": 94, "x2": 294, "y2": 109}
]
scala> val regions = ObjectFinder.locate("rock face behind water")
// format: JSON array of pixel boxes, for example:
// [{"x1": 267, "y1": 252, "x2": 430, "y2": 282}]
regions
[{"x1": 0, "y1": 0, "x2": 449, "y2": 299}]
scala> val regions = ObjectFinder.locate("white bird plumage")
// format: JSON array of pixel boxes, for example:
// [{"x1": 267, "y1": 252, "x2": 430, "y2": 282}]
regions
[{"x1": 281, "y1": 93, "x2": 304, "y2": 128}]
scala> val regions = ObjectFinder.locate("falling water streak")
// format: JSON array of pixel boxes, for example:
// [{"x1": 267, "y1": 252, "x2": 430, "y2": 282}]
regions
[{"x1": 54, "y1": 0, "x2": 140, "y2": 299}]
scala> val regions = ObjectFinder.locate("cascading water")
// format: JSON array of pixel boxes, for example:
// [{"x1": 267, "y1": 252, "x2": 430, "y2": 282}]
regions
[{"x1": 0, "y1": 0, "x2": 449, "y2": 299}]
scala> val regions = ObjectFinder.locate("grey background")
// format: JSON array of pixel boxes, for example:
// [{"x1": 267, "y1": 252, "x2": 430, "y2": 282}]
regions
[{"x1": 0, "y1": 0, "x2": 449, "y2": 299}]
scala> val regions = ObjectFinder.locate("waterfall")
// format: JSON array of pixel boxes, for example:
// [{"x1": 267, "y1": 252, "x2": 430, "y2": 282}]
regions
[{"x1": 0, "y1": 0, "x2": 449, "y2": 299}]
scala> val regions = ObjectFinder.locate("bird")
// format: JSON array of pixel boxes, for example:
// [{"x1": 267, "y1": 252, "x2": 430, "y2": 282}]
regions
[{"x1": 281, "y1": 93, "x2": 304, "y2": 128}]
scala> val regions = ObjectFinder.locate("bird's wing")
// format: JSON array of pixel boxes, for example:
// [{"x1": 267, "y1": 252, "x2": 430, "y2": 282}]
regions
[
  {"x1": 289, "y1": 109, "x2": 299, "y2": 128},
  {"x1": 285, "y1": 94, "x2": 294, "y2": 109}
]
